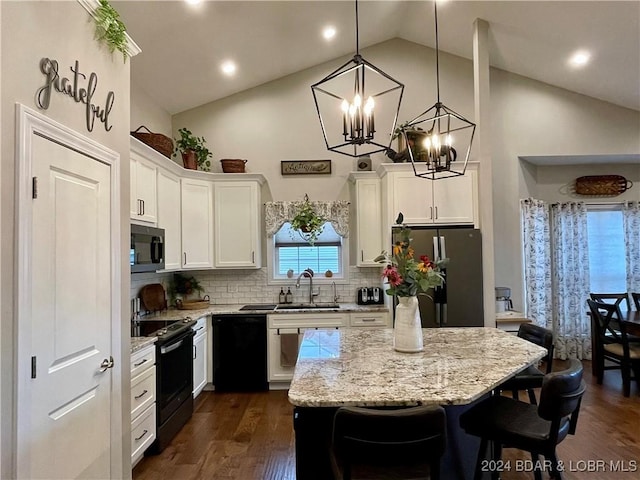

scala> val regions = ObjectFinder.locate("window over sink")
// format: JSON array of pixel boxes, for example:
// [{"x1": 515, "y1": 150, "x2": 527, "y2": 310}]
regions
[{"x1": 268, "y1": 221, "x2": 348, "y2": 284}]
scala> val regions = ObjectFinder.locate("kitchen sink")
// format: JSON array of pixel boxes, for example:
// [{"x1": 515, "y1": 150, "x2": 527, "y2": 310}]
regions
[
  {"x1": 239, "y1": 304, "x2": 278, "y2": 311},
  {"x1": 275, "y1": 303, "x2": 340, "y2": 310}
]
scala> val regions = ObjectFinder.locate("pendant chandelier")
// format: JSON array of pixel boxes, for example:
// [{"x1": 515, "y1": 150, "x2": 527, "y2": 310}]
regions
[
  {"x1": 400, "y1": 1, "x2": 475, "y2": 180},
  {"x1": 311, "y1": 0, "x2": 404, "y2": 158}
]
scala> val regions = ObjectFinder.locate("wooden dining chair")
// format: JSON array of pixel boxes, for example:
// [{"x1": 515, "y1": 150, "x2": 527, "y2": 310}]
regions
[
  {"x1": 460, "y1": 359, "x2": 586, "y2": 480},
  {"x1": 496, "y1": 323, "x2": 554, "y2": 404},
  {"x1": 632, "y1": 292, "x2": 640, "y2": 311},
  {"x1": 587, "y1": 299, "x2": 640, "y2": 397},
  {"x1": 589, "y1": 292, "x2": 630, "y2": 312},
  {"x1": 330, "y1": 405, "x2": 446, "y2": 480}
]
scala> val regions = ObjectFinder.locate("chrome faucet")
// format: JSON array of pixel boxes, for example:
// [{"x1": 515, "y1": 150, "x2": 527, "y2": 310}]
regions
[
  {"x1": 332, "y1": 281, "x2": 340, "y2": 304},
  {"x1": 296, "y1": 268, "x2": 319, "y2": 304}
]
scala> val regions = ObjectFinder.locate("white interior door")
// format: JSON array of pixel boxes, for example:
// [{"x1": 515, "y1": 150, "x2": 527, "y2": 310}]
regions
[{"x1": 16, "y1": 107, "x2": 118, "y2": 479}]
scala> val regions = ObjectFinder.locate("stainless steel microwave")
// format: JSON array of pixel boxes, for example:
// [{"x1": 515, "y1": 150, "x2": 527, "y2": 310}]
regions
[{"x1": 130, "y1": 224, "x2": 165, "y2": 273}]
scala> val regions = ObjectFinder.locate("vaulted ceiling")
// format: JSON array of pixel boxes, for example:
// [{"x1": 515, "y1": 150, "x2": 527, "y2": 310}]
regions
[{"x1": 114, "y1": 1, "x2": 640, "y2": 115}]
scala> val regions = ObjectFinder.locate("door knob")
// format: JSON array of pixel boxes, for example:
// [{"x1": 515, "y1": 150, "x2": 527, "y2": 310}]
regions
[{"x1": 99, "y1": 356, "x2": 114, "y2": 373}]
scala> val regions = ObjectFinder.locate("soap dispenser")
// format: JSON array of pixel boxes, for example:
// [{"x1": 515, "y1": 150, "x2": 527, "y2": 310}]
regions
[
  {"x1": 279, "y1": 288, "x2": 285, "y2": 304},
  {"x1": 285, "y1": 287, "x2": 293, "y2": 304}
]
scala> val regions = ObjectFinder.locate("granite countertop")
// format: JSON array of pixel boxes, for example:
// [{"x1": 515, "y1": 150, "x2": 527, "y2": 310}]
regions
[
  {"x1": 287, "y1": 327, "x2": 547, "y2": 408},
  {"x1": 138, "y1": 302, "x2": 388, "y2": 321},
  {"x1": 131, "y1": 336, "x2": 157, "y2": 353}
]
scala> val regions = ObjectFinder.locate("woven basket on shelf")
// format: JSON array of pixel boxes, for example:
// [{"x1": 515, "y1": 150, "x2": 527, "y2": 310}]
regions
[
  {"x1": 131, "y1": 126, "x2": 174, "y2": 158},
  {"x1": 220, "y1": 159, "x2": 247, "y2": 173},
  {"x1": 575, "y1": 175, "x2": 633, "y2": 196}
]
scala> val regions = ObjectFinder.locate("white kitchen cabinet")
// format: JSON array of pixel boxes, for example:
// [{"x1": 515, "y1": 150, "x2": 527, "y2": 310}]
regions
[
  {"x1": 156, "y1": 169, "x2": 182, "y2": 270},
  {"x1": 130, "y1": 149, "x2": 158, "y2": 224},
  {"x1": 213, "y1": 181, "x2": 260, "y2": 268},
  {"x1": 181, "y1": 178, "x2": 214, "y2": 269},
  {"x1": 381, "y1": 164, "x2": 477, "y2": 227},
  {"x1": 349, "y1": 311, "x2": 391, "y2": 327},
  {"x1": 267, "y1": 313, "x2": 347, "y2": 384},
  {"x1": 192, "y1": 316, "x2": 208, "y2": 398},
  {"x1": 130, "y1": 344, "x2": 156, "y2": 467},
  {"x1": 349, "y1": 173, "x2": 383, "y2": 267}
]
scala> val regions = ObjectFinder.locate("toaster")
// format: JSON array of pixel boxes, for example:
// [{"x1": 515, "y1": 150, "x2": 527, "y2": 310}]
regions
[{"x1": 357, "y1": 287, "x2": 385, "y2": 305}]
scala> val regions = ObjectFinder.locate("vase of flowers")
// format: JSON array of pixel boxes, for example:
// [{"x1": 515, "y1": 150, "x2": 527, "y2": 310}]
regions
[{"x1": 375, "y1": 213, "x2": 446, "y2": 352}]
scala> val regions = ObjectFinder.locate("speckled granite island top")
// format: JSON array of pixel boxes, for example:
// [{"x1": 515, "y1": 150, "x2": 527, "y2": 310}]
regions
[{"x1": 288, "y1": 327, "x2": 547, "y2": 408}]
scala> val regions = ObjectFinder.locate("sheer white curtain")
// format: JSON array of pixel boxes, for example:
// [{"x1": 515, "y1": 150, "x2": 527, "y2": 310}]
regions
[
  {"x1": 623, "y1": 201, "x2": 640, "y2": 295},
  {"x1": 520, "y1": 199, "x2": 553, "y2": 332},
  {"x1": 551, "y1": 202, "x2": 591, "y2": 360}
]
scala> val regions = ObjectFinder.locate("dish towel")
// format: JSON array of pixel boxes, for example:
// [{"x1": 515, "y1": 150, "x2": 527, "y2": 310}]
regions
[{"x1": 280, "y1": 333, "x2": 300, "y2": 367}]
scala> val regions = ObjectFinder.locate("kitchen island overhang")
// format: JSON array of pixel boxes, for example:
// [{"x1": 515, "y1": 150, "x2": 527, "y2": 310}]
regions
[{"x1": 288, "y1": 327, "x2": 548, "y2": 480}]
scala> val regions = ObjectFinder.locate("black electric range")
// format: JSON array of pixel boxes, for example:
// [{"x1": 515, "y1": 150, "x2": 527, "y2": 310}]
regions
[{"x1": 133, "y1": 316, "x2": 197, "y2": 344}]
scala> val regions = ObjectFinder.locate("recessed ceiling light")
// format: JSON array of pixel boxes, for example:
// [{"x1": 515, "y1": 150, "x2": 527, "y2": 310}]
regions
[
  {"x1": 221, "y1": 61, "x2": 237, "y2": 76},
  {"x1": 323, "y1": 26, "x2": 337, "y2": 41},
  {"x1": 185, "y1": 0, "x2": 201, "y2": 5},
  {"x1": 569, "y1": 50, "x2": 591, "y2": 67}
]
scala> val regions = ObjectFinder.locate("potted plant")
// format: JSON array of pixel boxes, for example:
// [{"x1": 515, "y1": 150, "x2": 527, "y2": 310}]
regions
[
  {"x1": 290, "y1": 194, "x2": 325, "y2": 245},
  {"x1": 167, "y1": 272, "x2": 204, "y2": 306},
  {"x1": 173, "y1": 127, "x2": 212, "y2": 171}
]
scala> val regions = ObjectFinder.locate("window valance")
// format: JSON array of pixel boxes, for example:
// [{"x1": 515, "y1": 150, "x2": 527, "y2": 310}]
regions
[{"x1": 265, "y1": 200, "x2": 350, "y2": 238}]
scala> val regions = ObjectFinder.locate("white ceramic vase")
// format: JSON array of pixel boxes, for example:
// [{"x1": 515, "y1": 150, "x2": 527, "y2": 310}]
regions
[{"x1": 394, "y1": 296, "x2": 424, "y2": 353}]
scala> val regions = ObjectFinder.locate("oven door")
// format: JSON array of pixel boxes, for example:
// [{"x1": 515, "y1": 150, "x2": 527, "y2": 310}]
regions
[{"x1": 156, "y1": 329, "x2": 194, "y2": 425}]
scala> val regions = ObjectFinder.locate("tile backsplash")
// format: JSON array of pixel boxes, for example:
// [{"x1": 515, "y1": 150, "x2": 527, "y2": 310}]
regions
[{"x1": 131, "y1": 267, "x2": 384, "y2": 308}]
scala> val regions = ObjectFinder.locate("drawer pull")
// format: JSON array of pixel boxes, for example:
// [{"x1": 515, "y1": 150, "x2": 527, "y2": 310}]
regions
[
  {"x1": 133, "y1": 358, "x2": 148, "y2": 368},
  {"x1": 134, "y1": 429, "x2": 149, "y2": 442},
  {"x1": 134, "y1": 389, "x2": 148, "y2": 400},
  {"x1": 361, "y1": 318, "x2": 376, "y2": 322}
]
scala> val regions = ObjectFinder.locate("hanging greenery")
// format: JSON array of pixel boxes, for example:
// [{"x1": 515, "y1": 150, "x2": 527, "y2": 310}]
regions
[
  {"x1": 290, "y1": 194, "x2": 325, "y2": 245},
  {"x1": 94, "y1": 0, "x2": 129, "y2": 63}
]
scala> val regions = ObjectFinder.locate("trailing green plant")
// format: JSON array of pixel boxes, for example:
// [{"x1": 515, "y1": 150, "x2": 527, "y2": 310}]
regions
[
  {"x1": 94, "y1": 0, "x2": 129, "y2": 63},
  {"x1": 290, "y1": 194, "x2": 325, "y2": 245},
  {"x1": 167, "y1": 273, "x2": 204, "y2": 305},
  {"x1": 173, "y1": 127, "x2": 213, "y2": 171}
]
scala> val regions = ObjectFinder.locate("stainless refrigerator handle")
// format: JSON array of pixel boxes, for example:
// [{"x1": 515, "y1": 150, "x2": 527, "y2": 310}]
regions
[{"x1": 442, "y1": 303, "x2": 448, "y2": 325}]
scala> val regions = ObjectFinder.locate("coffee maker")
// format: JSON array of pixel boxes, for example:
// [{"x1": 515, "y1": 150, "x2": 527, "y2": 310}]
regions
[{"x1": 495, "y1": 287, "x2": 513, "y2": 313}]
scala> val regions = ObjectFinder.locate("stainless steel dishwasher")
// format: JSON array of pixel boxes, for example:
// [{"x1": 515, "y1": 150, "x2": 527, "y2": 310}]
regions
[{"x1": 212, "y1": 314, "x2": 268, "y2": 391}]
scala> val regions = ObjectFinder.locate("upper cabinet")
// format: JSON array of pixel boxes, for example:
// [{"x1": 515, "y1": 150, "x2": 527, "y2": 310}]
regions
[
  {"x1": 130, "y1": 150, "x2": 158, "y2": 224},
  {"x1": 157, "y1": 169, "x2": 182, "y2": 271},
  {"x1": 181, "y1": 178, "x2": 214, "y2": 269},
  {"x1": 129, "y1": 137, "x2": 266, "y2": 272},
  {"x1": 380, "y1": 163, "x2": 478, "y2": 227},
  {"x1": 349, "y1": 173, "x2": 382, "y2": 267},
  {"x1": 213, "y1": 181, "x2": 261, "y2": 268}
]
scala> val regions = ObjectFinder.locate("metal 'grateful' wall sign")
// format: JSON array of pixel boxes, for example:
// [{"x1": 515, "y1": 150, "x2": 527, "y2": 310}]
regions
[{"x1": 35, "y1": 58, "x2": 115, "y2": 132}]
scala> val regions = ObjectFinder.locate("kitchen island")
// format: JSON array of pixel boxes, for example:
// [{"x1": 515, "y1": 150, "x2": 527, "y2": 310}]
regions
[{"x1": 288, "y1": 327, "x2": 547, "y2": 480}]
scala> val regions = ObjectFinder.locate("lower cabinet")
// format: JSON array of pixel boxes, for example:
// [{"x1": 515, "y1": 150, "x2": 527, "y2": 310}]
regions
[
  {"x1": 267, "y1": 313, "x2": 347, "y2": 384},
  {"x1": 130, "y1": 344, "x2": 156, "y2": 467},
  {"x1": 192, "y1": 316, "x2": 208, "y2": 398},
  {"x1": 267, "y1": 311, "x2": 390, "y2": 384},
  {"x1": 349, "y1": 312, "x2": 391, "y2": 327}
]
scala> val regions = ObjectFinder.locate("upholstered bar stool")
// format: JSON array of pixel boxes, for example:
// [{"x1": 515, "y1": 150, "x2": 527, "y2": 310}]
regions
[{"x1": 330, "y1": 405, "x2": 447, "y2": 480}]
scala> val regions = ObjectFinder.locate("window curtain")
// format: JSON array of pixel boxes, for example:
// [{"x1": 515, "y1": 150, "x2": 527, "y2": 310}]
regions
[
  {"x1": 264, "y1": 200, "x2": 350, "y2": 237},
  {"x1": 520, "y1": 199, "x2": 553, "y2": 332},
  {"x1": 623, "y1": 201, "x2": 640, "y2": 295},
  {"x1": 550, "y1": 202, "x2": 591, "y2": 360}
]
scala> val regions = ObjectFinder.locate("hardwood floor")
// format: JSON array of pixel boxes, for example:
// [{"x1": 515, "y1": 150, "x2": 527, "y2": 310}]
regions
[{"x1": 133, "y1": 360, "x2": 639, "y2": 480}]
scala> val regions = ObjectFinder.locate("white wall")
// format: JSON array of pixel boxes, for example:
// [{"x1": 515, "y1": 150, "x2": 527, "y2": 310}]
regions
[
  {"x1": 130, "y1": 81, "x2": 173, "y2": 144},
  {"x1": 491, "y1": 67, "x2": 640, "y2": 310},
  {"x1": 0, "y1": 2, "x2": 132, "y2": 477},
  {"x1": 165, "y1": 37, "x2": 640, "y2": 313},
  {"x1": 171, "y1": 38, "x2": 475, "y2": 203}
]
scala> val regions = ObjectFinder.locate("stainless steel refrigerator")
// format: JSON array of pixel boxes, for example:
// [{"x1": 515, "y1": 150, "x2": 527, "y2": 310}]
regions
[{"x1": 392, "y1": 226, "x2": 484, "y2": 327}]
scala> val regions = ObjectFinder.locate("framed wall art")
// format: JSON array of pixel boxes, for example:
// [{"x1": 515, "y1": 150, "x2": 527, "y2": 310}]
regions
[{"x1": 281, "y1": 160, "x2": 331, "y2": 176}]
